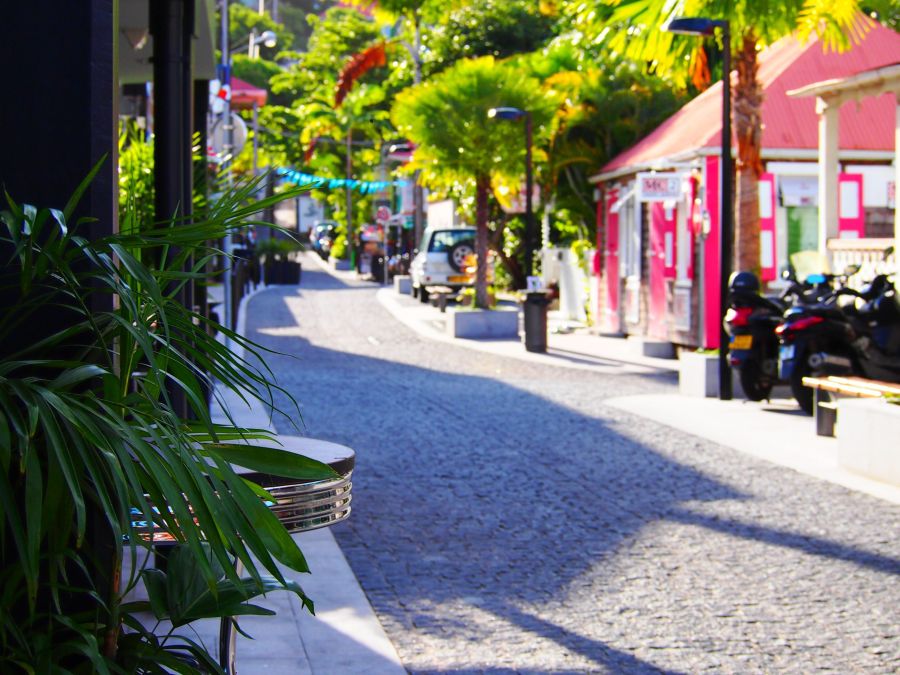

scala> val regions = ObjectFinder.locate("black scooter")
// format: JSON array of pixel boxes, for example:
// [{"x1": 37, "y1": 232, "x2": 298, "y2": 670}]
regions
[
  {"x1": 777, "y1": 273, "x2": 900, "y2": 414},
  {"x1": 724, "y1": 270, "x2": 829, "y2": 400},
  {"x1": 724, "y1": 271, "x2": 788, "y2": 400}
]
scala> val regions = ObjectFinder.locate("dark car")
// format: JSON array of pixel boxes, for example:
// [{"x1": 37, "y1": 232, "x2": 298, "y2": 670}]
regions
[{"x1": 311, "y1": 220, "x2": 338, "y2": 260}]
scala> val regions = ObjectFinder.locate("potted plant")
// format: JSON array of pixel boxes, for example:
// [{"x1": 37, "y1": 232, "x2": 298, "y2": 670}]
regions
[
  {"x1": 256, "y1": 235, "x2": 303, "y2": 285},
  {"x1": 0, "y1": 163, "x2": 333, "y2": 672}
]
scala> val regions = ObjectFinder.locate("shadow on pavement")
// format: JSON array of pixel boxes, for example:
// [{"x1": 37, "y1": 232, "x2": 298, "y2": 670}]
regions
[{"x1": 242, "y1": 271, "x2": 900, "y2": 673}]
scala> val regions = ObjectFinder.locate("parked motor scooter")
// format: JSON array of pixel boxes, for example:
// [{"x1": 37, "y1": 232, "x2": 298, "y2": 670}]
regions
[
  {"x1": 724, "y1": 271, "x2": 789, "y2": 400},
  {"x1": 777, "y1": 270, "x2": 900, "y2": 414},
  {"x1": 724, "y1": 269, "x2": 830, "y2": 400}
]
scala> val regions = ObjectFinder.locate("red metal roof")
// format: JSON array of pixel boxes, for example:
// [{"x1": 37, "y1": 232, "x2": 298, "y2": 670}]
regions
[
  {"x1": 598, "y1": 22, "x2": 900, "y2": 178},
  {"x1": 230, "y1": 76, "x2": 267, "y2": 110}
]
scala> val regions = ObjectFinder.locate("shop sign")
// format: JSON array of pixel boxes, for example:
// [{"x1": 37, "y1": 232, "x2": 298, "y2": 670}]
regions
[{"x1": 636, "y1": 172, "x2": 684, "y2": 202}]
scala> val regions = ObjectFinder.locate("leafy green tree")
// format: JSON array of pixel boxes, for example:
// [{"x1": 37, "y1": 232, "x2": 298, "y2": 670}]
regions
[
  {"x1": 229, "y1": 2, "x2": 293, "y2": 60},
  {"x1": 393, "y1": 56, "x2": 555, "y2": 307},
  {"x1": 231, "y1": 52, "x2": 283, "y2": 90},
  {"x1": 271, "y1": 6, "x2": 382, "y2": 104},
  {"x1": 585, "y1": 0, "x2": 873, "y2": 273},
  {"x1": 279, "y1": 0, "x2": 336, "y2": 51},
  {"x1": 521, "y1": 45, "x2": 687, "y2": 242},
  {"x1": 297, "y1": 84, "x2": 392, "y2": 259},
  {"x1": 424, "y1": 0, "x2": 558, "y2": 74}
]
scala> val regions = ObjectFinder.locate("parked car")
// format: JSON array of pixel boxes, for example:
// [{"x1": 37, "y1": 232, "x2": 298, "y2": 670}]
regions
[
  {"x1": 410, "y1": 226, "x2": 477, "y2": 303},
  {"x1": 310, "y1": 220, "x2": 338, "y2": 260}
]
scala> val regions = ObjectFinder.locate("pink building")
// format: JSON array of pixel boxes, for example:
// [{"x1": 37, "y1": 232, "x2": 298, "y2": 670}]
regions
[{"x1": 589, "y1": 23, "x2": 900, "y2": 350}]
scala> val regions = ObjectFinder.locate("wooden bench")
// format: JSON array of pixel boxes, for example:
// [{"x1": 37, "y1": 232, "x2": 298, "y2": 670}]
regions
[
  {"x1": 427, "y1": 285, "x2": 458, "y2": 313},
  {"x1": 801, "y1": 375, "x2": 900, "y2": 437}
]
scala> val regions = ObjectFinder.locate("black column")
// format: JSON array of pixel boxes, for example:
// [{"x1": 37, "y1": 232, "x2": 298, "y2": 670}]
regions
[
  {"x1": 0, "y1": 0, "x2": 116, "y2": 240},
  {"x1": 150, "y1": 0, "x2": 194, "y2": 419},
  {"x1": 0, "y1": 0, "x2": 117, "y2": 345}
]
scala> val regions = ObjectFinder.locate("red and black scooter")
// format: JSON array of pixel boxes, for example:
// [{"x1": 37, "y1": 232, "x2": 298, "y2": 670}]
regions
[
  {"x1": 724, "y1": 270, "x2": 828, "y2": 401},
  {"x1": 724, "y1": 271, "x2": 788, "y2": 400}
]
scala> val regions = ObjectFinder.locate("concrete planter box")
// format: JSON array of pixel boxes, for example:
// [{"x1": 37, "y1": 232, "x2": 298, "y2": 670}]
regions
[
  {"x1": 329, "y1": 257, "x2": 351, "y2": 271},
  {"x1": 679, "y1": 352, "x2": 719, "y2": 397},
  {"x1": 679, "y1": 352, "x2": 744, "y2": 398},
  {"x1": 628, "y1": 336, "x2": 675, "y2": 359},
  {"x1": 446, "y1": 307, "x2": 518, "y2": 339},
  {"x1": 394, "y1": 275, "x2": 411, "y2": 294},
  {"x1": 837, "y1": 398, "x2": 900, "y2": 486}
]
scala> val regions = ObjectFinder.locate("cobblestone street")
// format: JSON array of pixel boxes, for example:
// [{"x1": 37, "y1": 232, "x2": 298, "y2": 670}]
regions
[{"x1": 248, "y1": 261, "x2": 900, "y2": 673}]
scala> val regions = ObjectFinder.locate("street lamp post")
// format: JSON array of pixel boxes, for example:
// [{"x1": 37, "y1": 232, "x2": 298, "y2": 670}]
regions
[
  {"x1": 665, "y1": 17, "x2": 733, "y2": 401},
  {"x1": 488, "y1": 107, "x2": 535, "y2": 283}
]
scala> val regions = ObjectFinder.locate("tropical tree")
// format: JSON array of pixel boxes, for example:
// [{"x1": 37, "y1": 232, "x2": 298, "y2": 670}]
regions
[
  {"x1": 584, "y1": 0, "x2": 873, "y2": 273},
  {"x1": 296, "y1": 84, "x2": 392, "y2": 259},
  {"x1": 393, "y1": 56, "x2": 555, "y2": 308},
  {"x1": 424, "y1": 0, "x2": 559, "y2": 75},
  {"x1": 517, "y1": 39, "x2": 688, "y2": 244}
]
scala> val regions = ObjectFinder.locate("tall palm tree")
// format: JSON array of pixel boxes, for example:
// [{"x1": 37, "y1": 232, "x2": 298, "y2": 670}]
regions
[
  {"x1": 392, "y1": 56, "x2": 555, "y2": 308},
  {"x1": 590, "y1": 0, "x2": 871, "y2": 273}
]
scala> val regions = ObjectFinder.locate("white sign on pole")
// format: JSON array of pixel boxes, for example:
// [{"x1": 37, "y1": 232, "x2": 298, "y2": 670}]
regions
[{"x1": 636, "y1": 172, "x2": 684, "y2": 202}]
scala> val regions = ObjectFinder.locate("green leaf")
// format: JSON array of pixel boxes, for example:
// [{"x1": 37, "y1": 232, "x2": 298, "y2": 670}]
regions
[{"x1": 202, "y1": 442, "x2": 340, "y2": 481}]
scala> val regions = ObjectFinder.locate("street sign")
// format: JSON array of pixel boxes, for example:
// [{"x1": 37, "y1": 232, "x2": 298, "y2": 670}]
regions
[
  {"x1": 375, "y1": 205, "x2": 391, "y2": 226},
  {"x1": 209, "y1": 113, "x2": 248, "y2": 158}
]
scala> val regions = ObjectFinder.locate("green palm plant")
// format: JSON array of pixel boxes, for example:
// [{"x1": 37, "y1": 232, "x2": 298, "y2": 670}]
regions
[
  {"x1": 392, "y1": 56, "x2": 556, "y2": 307},
  {"x1": 0, "y1": 160, "x2": 334, "y2": 672}
]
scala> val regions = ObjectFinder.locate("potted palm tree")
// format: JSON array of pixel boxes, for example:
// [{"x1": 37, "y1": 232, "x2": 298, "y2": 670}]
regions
[
  {"x1": 0, "y1": 162, "x2": 333, "y2": 672},
  {"x1": 392, "y1": 56, "x2": 555, "y2": 338}
]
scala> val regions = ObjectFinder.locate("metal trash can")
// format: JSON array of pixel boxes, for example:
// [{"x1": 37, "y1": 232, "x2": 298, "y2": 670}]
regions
[{"x1": 522, "y1": 291, "x2": 551, "y2": 353}]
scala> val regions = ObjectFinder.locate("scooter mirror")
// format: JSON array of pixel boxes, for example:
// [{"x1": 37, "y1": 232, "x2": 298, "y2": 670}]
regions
[{"x1": 844, "y1": 263, "x2": 861, "y2": 277}]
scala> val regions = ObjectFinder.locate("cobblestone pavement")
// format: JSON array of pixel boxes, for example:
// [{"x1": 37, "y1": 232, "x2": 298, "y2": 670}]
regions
[{"x1": 248, "y1": 260, "x2": 900, "y2": 674}]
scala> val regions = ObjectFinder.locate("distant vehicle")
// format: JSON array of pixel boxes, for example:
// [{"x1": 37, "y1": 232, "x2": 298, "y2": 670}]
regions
[
  {"x1": 310, "y1": 220, "x2": 338, "y2": 260},
  {"x1": 409, "y1": 226, "x2": 477, "y2": 303}
]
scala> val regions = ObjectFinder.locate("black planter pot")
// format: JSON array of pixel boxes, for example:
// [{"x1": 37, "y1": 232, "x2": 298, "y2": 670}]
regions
[{"x1": 265, "y1": 259, "x2": 302, "y2": 285}]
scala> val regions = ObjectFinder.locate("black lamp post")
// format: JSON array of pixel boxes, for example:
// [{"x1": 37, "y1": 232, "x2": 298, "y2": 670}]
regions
[
  {"x1": 488, "y1": 106, "x2": 535, "y2": 282},
  {"x1": 665, "y1": 17, "x2": 733, "y2": 401}
]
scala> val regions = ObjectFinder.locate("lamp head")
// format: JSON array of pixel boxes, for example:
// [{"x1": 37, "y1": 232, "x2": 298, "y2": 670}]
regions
[
  {"x1": 260, "y1": 30, "x2": 277, "y2": 48},
  {"x1": 488, "y1": 107, "x2": 526, "y2": 121},
  {"x1": 664, "y1": 17, "x2": 724, "y2": 36}
]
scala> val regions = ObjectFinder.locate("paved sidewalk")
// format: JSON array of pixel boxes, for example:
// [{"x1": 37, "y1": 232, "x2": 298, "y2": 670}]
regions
[{"x1": 209, "y1": 283, "x2": 406, "y2": 675}]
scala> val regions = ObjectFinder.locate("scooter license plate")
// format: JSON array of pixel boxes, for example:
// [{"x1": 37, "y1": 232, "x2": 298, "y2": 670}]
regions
[
  {"x1": 779, "y1": 344, "x2": 795, "y2": 361},
  {"x1": 731, "y1": 334, "x2": 753, "y2": 350}
]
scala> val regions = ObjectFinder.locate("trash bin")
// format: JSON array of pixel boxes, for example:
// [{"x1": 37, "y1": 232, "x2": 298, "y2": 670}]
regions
[{"x1": 522, "y1": 291, "x2": 551, "y2": 353}]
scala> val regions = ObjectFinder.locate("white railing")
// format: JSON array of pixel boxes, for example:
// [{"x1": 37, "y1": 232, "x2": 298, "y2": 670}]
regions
[{"x1": 828, "y1": 237, "x2": 895, "y2": 288}]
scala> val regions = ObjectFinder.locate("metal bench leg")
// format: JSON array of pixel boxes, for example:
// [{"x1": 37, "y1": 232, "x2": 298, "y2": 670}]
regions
[{"x1": 814, "y1": 389, "x2": 837, "y2": 437}]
